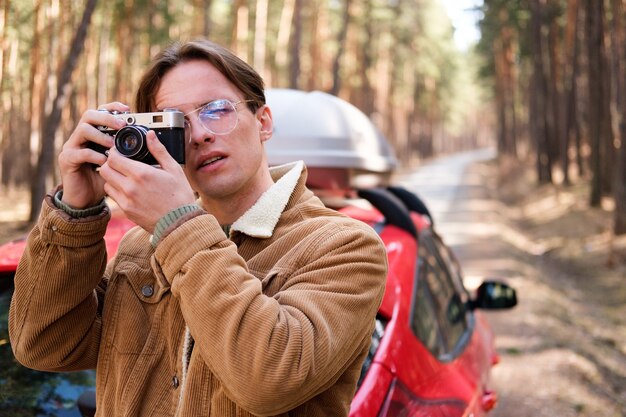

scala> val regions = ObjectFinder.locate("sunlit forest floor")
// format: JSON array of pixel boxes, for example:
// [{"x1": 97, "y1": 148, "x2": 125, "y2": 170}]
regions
[
  {"x1": 459, "y1": 159, "x2": 626, "y2": 417},
  {"x1": 0, "y1": 189, "x2": 30, "y2": 244}
]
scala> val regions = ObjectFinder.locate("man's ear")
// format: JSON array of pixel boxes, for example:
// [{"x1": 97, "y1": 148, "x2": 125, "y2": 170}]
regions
[{"x1": 257, "y1": 105, "x2": 273, "y2": 142}]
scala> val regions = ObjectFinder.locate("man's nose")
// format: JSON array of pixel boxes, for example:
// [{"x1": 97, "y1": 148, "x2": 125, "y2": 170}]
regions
[{"x1": 187, "y1": 118, "x2": 214, "y2": 145}]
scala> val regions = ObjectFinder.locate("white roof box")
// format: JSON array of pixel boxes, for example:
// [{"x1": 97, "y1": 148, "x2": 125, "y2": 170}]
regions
[{"x1": 265, "y1": 89, "x2": 397, "y2": 190}]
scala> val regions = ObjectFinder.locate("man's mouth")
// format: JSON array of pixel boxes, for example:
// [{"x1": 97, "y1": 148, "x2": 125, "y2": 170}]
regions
[{"x1": 199, "y1": 156, "x2": 224, "y2": 168}]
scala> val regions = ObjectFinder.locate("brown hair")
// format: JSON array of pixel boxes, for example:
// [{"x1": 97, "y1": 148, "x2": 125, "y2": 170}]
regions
[{"x1": 135, "y1": 39, "x2": 265, "y2": 113}]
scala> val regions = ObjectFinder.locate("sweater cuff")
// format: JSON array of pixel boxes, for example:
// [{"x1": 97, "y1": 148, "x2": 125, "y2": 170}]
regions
[
  {"x1": 151, "y1": 204, "x2": 204, "y2": 247},
  {"x1": 54, "y1": 190, "x2": 107, "y2": 218}
]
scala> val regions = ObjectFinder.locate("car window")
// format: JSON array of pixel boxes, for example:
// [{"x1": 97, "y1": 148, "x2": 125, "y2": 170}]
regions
[
  {"x1": 429, "y1": 233, "x2": 470, "y2": 305},
  {"x1": 410, "y1": 262, "x2": 444, "y2": 358},
  {"x1": 0, "y1": 279, "x2": 95, "y2": 416},
  {"x1": 357, "y1": 314, "x2": 389, "y2": 389},
  {"x1": 410, "y1": 231, "x2": 470, "y2": 360}
]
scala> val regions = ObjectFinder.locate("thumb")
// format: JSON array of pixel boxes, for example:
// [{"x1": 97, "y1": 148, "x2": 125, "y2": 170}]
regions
[{"x1": 146, "y1": 130, "x2": 175, "y2": 169}]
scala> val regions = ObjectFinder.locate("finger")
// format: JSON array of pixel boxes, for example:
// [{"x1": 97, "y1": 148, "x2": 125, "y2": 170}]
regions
[
  {"x1": 145, "y1": 131, "x2": 176, "y2": 170},
  {"x1": 97, "y1": 102, "x2": 131, "y2": 113},
  {"x1": 100, "y1": 156, "x2": 135, "y2": 198},
  {"x1": 65, "y1": 122, "x2": 114, "y2": 148},
  {"x1": 103, "y1": 146, "x2": 143, "y2": 178},
  {"x1": 102, "y1": 179, "x2": 126, "y2": 212},
  {"x1": 82, "y1": 109, "x2": 128, "y2": 133},
  {"x1": 64, "y1": 147, "x2": 109, "y2": 168}
]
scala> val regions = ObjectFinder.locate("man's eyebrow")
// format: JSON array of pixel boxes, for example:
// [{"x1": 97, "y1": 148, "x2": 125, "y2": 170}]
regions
[
  {"x1": 158, "y1": 98, "x2": 236, "y2": 113},
  {"x1": 154, "y1": 102, "x2": 201, "y2": 113}
]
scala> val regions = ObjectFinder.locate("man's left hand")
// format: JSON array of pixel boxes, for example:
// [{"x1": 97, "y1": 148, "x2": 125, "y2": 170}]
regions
[{"x1": 99, "y1": 130, "x2": 195, "y2": 232}]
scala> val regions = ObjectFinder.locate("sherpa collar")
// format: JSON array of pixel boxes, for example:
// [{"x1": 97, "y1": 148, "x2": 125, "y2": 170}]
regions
[{"x1": 231, "y1": 160, "x2": 305, "y2": 238}]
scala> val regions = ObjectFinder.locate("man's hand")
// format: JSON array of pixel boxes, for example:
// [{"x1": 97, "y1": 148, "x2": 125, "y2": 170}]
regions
[
  {"x1": 99, "y1": 130, "x2": 195, "y2": 233},
  {"x1": 58, "y1": 102, "x2": 129, "y2": 209}
]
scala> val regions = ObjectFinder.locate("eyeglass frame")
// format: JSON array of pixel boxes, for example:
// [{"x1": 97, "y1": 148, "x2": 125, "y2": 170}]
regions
[{"x1": 183, "y1": 98, "x2": 257, "y2": 137}]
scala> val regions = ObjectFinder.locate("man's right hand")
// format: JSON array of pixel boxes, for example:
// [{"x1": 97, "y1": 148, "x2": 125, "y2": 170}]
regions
[{"x1": 58, "y1": 102, "x2": 129, "y2": 209}]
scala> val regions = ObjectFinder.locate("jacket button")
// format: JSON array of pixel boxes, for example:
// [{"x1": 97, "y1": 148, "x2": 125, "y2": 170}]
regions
[
  {"x1": 141, "y1": 285, "x2": 154, "y2": 297},
  {"x1": 172, "y1": 375, "x2": 179, "y2": 389}
]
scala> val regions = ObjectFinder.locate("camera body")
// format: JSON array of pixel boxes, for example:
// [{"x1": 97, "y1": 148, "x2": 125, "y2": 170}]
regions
[{"x1": 89, "y1": 109, "x2": 186, "y2": 165}]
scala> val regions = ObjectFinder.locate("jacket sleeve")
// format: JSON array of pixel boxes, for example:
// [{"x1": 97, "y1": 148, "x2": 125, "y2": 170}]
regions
[
  {"x1": 153, "y1": 213, "x2": 388, "y2": 415},
  {"x1": 9, "y1": 194, "x2": 110, "y2": 372}
]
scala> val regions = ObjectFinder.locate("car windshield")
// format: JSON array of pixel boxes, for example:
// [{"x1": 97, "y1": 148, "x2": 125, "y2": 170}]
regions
[{"x1": 0, "y1": 278, "x2": 95, "y2": 417}]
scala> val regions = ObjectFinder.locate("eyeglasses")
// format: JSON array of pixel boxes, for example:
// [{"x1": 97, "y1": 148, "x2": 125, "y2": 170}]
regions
[{"x1": 184, "y1": 99, "x2": 254, "y2": 137}]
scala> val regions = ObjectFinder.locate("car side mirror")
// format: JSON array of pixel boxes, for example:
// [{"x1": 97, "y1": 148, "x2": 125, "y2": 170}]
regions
[{"x1": 469, "y1": 280, "x2": 517, "y2": 310}]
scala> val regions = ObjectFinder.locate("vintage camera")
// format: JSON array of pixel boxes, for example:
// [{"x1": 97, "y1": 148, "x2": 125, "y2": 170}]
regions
[{"x1": 89, "y1": 109, "x2": 186, "y2": 165}]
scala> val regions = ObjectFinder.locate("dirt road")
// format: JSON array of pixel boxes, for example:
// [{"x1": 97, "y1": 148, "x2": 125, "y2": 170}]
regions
[{"x1": 398, "y1": 152, "x2": 625, "y2": 417}]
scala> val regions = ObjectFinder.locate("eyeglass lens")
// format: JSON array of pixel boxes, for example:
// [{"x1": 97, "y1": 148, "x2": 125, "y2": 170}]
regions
[{"x1": 189, "y1": 99, "x2": 238, "y2": 136}]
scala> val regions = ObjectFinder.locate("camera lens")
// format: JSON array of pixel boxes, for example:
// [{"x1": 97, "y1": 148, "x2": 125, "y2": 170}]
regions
[
  {"x1": 115, "y1": 125, "x2": 149, "y2": 160},
  {"x1": 119, "y1": 134, "x2": 139, "y2": 152}
]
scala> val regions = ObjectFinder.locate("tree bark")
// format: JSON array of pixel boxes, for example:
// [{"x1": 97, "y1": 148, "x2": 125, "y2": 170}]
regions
[
  {"x1": 562, "y1": 0, "x2": 580, "y2": 185},
  {"x1": 193, "y1": 0, "x2": 214, "y2": 37},
  {"x1": 357, "y1": 0, "x2": 375, "y2": 115},
  {"x1": 585, "y1": 0, "x2": 609, "y2": 206},
  {"x1": 329, "y1": 0, "x2": 351, "y2": 96},
  {"x1": 275, "y1": 0, "x2": 295, "y2": 83},
  {"x1": 29, "y1": 0, "x2": 99, "y2": 222},
  {"x1": 493, "y1": 4, "x2": 518, "y2": 158},
  {"x1": 289, "y1": 0, "x2": 303, "y2": 89},
  {"x1": 0, "y1": 0, "x2": 12, "y2": 188},
  {"x1": 230, "y1": 0, "x2": 249, "y2": 60},
  {"x1": 253, "y1": 0, "x2": 269, "y2": 77},
  {"x1": 548, "y1": 3, "x2": 562, "y2": 174},
  {"x1": 612, "y1": 0, "x2": 626, "y2": 234},
  {"x1": 530, "y1": 0, "x2": 553, "y2": 183}
]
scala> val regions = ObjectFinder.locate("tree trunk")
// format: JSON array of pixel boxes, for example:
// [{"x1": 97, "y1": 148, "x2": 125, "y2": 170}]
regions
[
  {"x1": 562, "y1": 0, "x2": 580, "y2": 185},
  {"x1": 530, "y1": 0, "x2": 552, "y2": 183},
  {"x1": 357, "y1": 0, "x2": 375, "y2": 115},
  {"x1": 29, "y1": 0, "x2": 98, "y2": 222},
  {"x1": 613, "y1": 0, "x2": 626, "y2": 234},
  {"x1": 253, "y1": 0, "x2": 268, "y2": 77},
  {"x1": 329, "y1": 0, "x2": 351, "y2": 96},
  {"x1": 193, "y1": 0, "x2": 214, "y2": 37},
  {"x1": 575, "y1": 2, "x2": 587, "y2": 178},
  {"x1": 274, "y1": 0, "x2": 295, "y2": 84},
  {"x1": 0, "y1": 0, "x2": 12, "y2": 188},
  {"x1": 230, "y1": 0, "x2": 249, "y2": 60},
  {"x1": 306, "y1": 0, "x2": 327, "y2": 91},
  {"x1": 288, "y1": 0, "x2": 303, "y2": 89},
  {"x1": 112, "y1": 1, "x2": 134, "y2": 103},
  {"x1": 494, "y1": 34, "x2": 508, "y2": 155},
  {"x1": 505, "y1": 26, "x2": 518, "y2": 159},
  {"x1": 548, "y1": 4, "x2": 562, "y2": 175},
  {"x1": 493, "y1": 5, "x2": 518, "y2": 159},
  {"x1": 585, "y1": 0, "x2": 608, "y2": 207}
]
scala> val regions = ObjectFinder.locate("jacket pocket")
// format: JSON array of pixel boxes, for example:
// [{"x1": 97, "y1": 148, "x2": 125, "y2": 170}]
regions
[{"x1": 109, "y1": 260, "x2": 170, "y2": 355}]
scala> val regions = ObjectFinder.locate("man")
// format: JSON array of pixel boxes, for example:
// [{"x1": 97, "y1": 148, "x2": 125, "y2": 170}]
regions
[{"x1": 9, "y1": 39, "x2": 387, "y2": 416}]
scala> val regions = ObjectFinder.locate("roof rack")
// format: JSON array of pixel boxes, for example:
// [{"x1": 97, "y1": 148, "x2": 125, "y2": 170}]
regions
[
  {"x1": 357, "y1": 188, "x2": 417, "y2": 238},
  {"x1": 386, "y1": 186, "x2": 434, "y2": 225}
]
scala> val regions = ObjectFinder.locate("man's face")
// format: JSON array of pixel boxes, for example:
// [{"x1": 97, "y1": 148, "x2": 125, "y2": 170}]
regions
[{"x1": 154, "y1": 59, "x2": 273, "y2": 205}]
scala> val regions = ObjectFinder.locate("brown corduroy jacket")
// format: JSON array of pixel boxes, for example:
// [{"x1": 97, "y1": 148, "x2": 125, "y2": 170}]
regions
[{"x1": 9, "y1": 161, "x2": 388, "y2": 417}]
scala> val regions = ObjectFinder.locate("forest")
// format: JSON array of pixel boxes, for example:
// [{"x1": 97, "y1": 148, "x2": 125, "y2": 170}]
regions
[{"x1": 0, "y1": 0, "x2": 624, "y2": 237}]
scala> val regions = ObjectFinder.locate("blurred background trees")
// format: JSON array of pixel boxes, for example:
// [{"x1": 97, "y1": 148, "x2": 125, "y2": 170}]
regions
[
  {"x1": 477, "y1": 0, "x2": 626, "y2": 236},
  {"x1": 0, "y1": 0, "x2": 486, "y2": 222},
  {"x1": 0, "y1": 0, "x2": 624, "y2": 237}
]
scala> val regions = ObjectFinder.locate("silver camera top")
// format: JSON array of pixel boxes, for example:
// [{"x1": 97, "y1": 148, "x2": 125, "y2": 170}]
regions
[{"x1": 100, "y1": 108, "x2": 185, "y2": 129}]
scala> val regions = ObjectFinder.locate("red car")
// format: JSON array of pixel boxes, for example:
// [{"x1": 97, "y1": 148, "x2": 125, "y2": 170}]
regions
[{"x1": 344, "y1": 187, "x2": 516, "y2": 417}]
